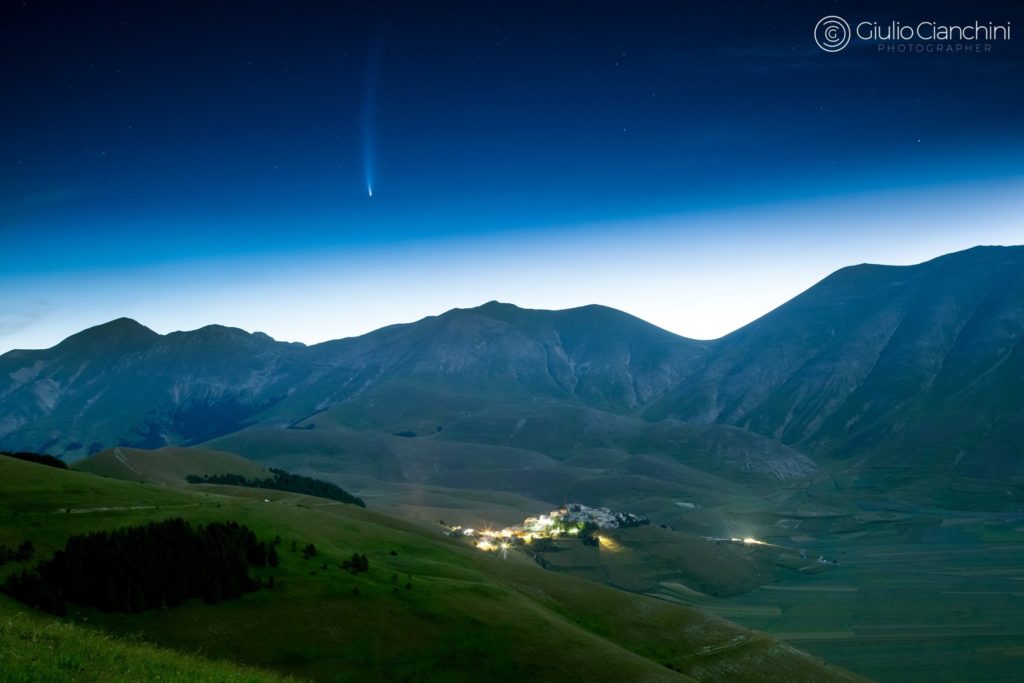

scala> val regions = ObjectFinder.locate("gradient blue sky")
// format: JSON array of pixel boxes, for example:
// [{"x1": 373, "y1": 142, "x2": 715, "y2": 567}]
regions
[{"x1": 2, "y1": 1, "x2": 1022, "y2": 351}]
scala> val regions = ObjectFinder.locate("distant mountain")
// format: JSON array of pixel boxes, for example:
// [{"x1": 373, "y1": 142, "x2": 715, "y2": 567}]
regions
[
  {"x1": 0, "y1": 319, "x2": 305, "y2": 457},
  {"x1": 648, "y1": 246, "x2": 1024, "y2": 480},
  {"x1": 0, "y1": 302, "x2": 708, "y2": 459},
  {"x1": 266, "y1": 301, "x2": 711, "y2": 433},
  {"x1": 2, "y1": 245, "x2": 1022, "y2": 492}
]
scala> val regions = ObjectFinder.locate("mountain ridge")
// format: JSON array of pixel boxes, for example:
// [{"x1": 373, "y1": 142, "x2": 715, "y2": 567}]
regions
[
  {"x1": 649, "y1": 244, "x2": 1024, "y2": 479},
  {"x1": 1, "y1": 245, "x2": 1022, "y2": 493}
]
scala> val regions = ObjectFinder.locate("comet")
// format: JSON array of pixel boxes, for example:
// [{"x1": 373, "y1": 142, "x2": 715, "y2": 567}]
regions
[{"x1": 362, "y1": 38, "x2": 380, "y2": 199}]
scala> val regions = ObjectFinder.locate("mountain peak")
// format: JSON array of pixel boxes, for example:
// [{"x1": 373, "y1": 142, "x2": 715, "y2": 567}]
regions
[
  {"x1": 435, "y1": 301, "x2": 524, "y2": 323},
  {"x1": 96, "y1": 317, "x2": 151, "y2": 331},
  {"x1": 177, "y1": 324, "x2": 253, "y2": 338},
  {"x1": 58, "y1": 318, "x2": 158, "y2": 350},
  {"x1": 463, "y1": 300, "x2": 519, "y2": 314}
]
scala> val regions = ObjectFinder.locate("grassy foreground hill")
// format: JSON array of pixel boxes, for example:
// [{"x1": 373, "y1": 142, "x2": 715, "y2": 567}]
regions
[
  {"x1": 0, "y1": 604, "x2": 294, "y2": 682},
  {"x1": 0, "y1": 456, "x2": 860, "y2": 682}
]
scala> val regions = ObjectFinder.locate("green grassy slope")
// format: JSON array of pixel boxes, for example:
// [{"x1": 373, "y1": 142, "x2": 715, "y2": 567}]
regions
[
  {"x1": 73, "y1": 446, "x2": 815, "y2": 604},
  {"x1": 0, "y1": 457, "x2": 860, "y2": 682},
  {"x1": 0, "y1": 602, "x2": 294, "y2": 683},
  {"x1": 76, "y1": 446, "x2": 269, "y2": 486}
]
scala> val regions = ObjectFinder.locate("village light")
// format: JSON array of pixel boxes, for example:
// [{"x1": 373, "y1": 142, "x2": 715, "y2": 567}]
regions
[{"x1": 458, "y1": 503, "x2": 647, "y2": 553}]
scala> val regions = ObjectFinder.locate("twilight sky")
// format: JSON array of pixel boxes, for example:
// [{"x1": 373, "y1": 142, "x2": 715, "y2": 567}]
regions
[{"x1": 2, "y1": 1, "x2": 1022, "y2": 352}]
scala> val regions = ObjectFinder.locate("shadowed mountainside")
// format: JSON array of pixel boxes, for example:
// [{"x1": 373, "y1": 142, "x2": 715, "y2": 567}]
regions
[
  {"x1": 2, "y1": 245, "x2": 1022, "y2": 491},
  {"x1": 648, "y1": 245, "x2": 1024, "y2": 482},
  {"x1": 0, "y1": 302, "x2": 710, "y2": 459}
]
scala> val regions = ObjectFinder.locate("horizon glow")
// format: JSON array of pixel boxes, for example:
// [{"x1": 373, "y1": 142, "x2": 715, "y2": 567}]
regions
[
  {"x1": 3, "y1": 3, "x2": 1022, "y2": 354},
  {"x1": 2, "y1": 177, "x2": 1020, "y2": 353}
]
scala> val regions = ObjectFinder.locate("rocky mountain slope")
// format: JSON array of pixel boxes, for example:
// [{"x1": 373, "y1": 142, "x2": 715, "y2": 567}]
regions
[
  {"x1": 0, "y1": 302, "x2": 709, "y2": 460},
  {"x1": 2, "y1": 245, "x2": 1021, "y2": 486},
  {"x1": 649, "y1": 245, "x2": 1024, "y2": 478}
]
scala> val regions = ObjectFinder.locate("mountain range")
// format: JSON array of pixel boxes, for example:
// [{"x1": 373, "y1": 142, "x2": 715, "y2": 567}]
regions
[{"x1": 2, "y1": 245, "x2": 1022, "y2": 497}]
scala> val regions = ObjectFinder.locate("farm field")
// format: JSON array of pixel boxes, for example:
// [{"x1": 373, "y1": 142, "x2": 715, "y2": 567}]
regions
[{"x1": 647, "y1": 496, "x2": 1024, "y2": 683}]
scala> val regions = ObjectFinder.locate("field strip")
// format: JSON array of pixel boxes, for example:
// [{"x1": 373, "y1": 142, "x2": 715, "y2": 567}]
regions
[
  {"x1": 851, "y1": 547, "x2": 1024, "y2": 560},
  {"x1": 940, "y1": 517, "x2": 985, "y2": 526},
  {"x1": 854, "y1": 623, "x2": 1016, "y2": 632},
  {"x1": 700, "y1": 605, "x2": 783, "y2": 617},
  {"x1": 939, "y1": 567, "x2": 1024, "y2": 577},
  {"x1": 854, "y1": 623, "x2": 990, "y2": 629},
  {"x1": 845, "y1": 631, "x2": 1024, "y2": 641},
  {"x1": 976, "y1": 646, "x2": 1024, "y2": 657},
  {"x1": 778, "y1": 630, "x2": 1024, "y2": 642},
  {"x1": 852, "y1": 544, "x2": 1024, "y2": 553},
  {"x1": 773, "y1": 631, "x2": 856, "y2": 641},
  {"x1": 762, "y1": 584, "x2": 858, "y2": 592}
]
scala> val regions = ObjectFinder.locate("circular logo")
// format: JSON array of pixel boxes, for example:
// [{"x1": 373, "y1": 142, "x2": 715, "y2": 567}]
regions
[{"x1": 814, "y1": 15, "x2": 851, "y2": 52}]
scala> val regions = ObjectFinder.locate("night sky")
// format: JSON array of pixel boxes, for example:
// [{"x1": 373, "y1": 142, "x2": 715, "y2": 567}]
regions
[{"x1": 2, "y1": 1, "x2": 1022, "y2": 350}]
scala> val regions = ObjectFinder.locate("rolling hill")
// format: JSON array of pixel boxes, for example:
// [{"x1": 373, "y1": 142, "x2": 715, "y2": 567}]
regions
[
  {"x1": 0, "y1": 455, "x2": 860, "y2": 682},
  {"x1": 76, "y1": 446, "x2": 271, "y2": 486}
]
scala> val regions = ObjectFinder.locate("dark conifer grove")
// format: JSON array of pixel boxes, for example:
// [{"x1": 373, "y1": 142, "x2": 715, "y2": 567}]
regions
[
  {"x1": 186, "y1": 468, "x2": 365, "y2": 507},
  {"x1": 1, "y1": 518, "x2": 273, "y2": 616}
]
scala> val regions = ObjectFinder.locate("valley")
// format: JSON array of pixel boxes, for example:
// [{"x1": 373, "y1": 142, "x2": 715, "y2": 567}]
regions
[
  {"x1": 3, "y1": 246, "x2": 1024, "y2": 681},
  {"x1": 0, "y1": 454, "x2": 858, "y2": 682}
]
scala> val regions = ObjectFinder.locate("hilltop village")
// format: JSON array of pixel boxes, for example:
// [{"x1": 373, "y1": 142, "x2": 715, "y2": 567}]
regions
[{"x1": 446, "y1": 503, "x2": 648, "y2": 555}]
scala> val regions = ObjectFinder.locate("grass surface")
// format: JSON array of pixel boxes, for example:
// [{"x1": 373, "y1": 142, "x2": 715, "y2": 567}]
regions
[
  {"x1": 0, "y1": 456, "x2": 858, "y2": 682},
  {"x1": 645, "y1": 475, "x2": 1024, "y2": 683},
  {"x1": 0, "y1": 603, "x2": 294, "y2": 682},
  {"x1": 76, "y1": 446, "x2": 269, "y2": 486}
]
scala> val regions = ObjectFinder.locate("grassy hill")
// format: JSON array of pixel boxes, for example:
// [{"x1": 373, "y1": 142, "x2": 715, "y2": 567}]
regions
[
  {"x1": 76, "y1": 446, "x2": 270, "y2": 486},
  {"x1": 0, "y1": 456, "x2": 859, "y2": 682},
  {"x1": 0, "y1": 603, "x2": 294, "y2": 682},
  {"x1": 73, "y1": 441, "x2": 1024, "y2": 682}
]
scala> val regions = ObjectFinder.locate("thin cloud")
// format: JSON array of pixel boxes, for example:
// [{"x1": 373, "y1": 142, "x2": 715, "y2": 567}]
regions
[{"x1": 0, "y1": 301, "x2": 54, "y2": 339}]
